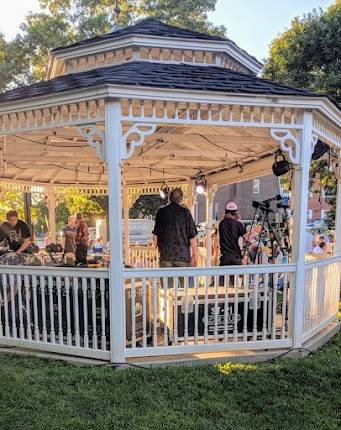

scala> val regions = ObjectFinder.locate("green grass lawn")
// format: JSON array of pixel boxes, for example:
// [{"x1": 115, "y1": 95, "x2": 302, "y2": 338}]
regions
[{"x1": 0, "y1": 334, "x2": 340, "y2": 430}]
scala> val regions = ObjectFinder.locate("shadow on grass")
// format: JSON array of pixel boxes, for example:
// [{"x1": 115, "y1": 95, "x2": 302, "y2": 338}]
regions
[{"x1": 0, "y1": 333, "x2": 340, "y2": 430}]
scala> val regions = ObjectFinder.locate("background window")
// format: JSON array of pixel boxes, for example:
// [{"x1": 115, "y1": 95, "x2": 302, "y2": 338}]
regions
[{"x1": 252, "y1": 179, "x2": 260, "y2": 194}]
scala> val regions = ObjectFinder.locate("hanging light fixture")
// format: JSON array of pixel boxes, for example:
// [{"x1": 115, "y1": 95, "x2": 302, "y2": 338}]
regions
[
  {"x1": 159, "y1": 184, "x2": 169, "y2": 200},
  {"x1": 195, "y1": 176, "x2": 207, "y2": 195}
]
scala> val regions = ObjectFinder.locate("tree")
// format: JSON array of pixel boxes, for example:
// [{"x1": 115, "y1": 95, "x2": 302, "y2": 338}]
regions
[
  {"x1": 130, "y1": 195, "x2": 165, "y2": 218},
  {"x1": 0, "y1": 0, "x2": 226, "y2": 89},
  {"x1": 263, "y1": 0, "x2": 341, "y2": 103}
]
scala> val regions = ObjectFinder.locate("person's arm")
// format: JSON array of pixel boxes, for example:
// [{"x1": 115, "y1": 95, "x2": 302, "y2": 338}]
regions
[
  {"x1": 190, "y1": 237, "x2": 198, "y2": 267},
  {"x1": 152, "y1": 211, "x2": 161, "y2": 248},
  {"x1": 17, "y1": 237, "x2": 31, "y2": 253},
  {"x1": 16, "y1": 223, "x2": 31, "y2": 253},
  {"x1": 188, "y1": 211, "x2": 198, "y2": 266}
]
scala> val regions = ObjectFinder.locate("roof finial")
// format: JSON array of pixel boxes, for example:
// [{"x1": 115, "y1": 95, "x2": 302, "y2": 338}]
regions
[
  {"x1": 108, "y1": 0, "x2": 122, "y2": 33},
  {"x1": 114, "y1": 0, "x2": 121, "y2": 24}
]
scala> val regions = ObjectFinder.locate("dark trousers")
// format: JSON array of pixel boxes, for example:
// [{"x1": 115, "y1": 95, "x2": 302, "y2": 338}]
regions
[
  {"x1": 76, "y1": 243, "x2": 88, "y2": 264},
  {"x1": 159, "y1": 260, "x2": 190, "y2": 288},
  {"x1": 219, "y1": 254, "x2": 242, "y2": 286}
]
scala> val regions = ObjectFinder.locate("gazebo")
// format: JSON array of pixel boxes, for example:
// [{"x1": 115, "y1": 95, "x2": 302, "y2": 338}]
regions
[{"x1": 0, "y1": 18, "x2": 340, "y2": 364}]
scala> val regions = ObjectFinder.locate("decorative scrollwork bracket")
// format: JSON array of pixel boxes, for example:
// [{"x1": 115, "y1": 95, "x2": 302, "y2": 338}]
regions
[
  {"x1": 77, "y1": 125, "x2": 105, "y2": 161},
  {"x1": 311, "y1": 133, "x2": 319, "y2": 155},
  {"x1": 121, "y1": 123, "x2": 157, "y2": 160},
  {"x1": 270, "y1": 129, "x2": 300, "y2": 165}
]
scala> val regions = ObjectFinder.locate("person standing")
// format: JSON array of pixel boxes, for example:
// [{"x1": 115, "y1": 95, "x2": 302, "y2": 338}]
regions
[
  {"x1": 62, "y1": 216, "x2": 77, "y2": 257},
  {"x1": 219, "y1": 202, "x2": 246, "y2": 266},
  {"x1": 153, "y1": 188, "x2": 198, "y2": 268},
  {"x1": 75, "y1": 212, "x2": 89, "y2": 264},
  {"x1": 1, "y1": 210, "x2": 32, "y2": 254}
]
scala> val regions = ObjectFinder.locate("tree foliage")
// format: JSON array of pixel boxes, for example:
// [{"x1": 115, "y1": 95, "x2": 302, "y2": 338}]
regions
[
  {"x1": 263, "y1": 0, "x2": 341, "y2": 103},
  {"x1": 0, "y1": 0, "x2": 225, "y2": 89}
]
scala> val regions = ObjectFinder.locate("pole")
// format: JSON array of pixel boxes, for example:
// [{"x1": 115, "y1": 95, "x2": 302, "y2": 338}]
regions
[
  {"x1": 334, "y1": 150, "x2": 341, "y2": 256},
  {"x1": 23, "y1": 192, "x2": 33, "y2": 239},
  {"x1": 47, "y1": 186, "x2": 57, "y2": 243},
  {"x1": 106, "y1": 99, "x2": 126, "y2": 363},
  {"x1": 289, "y1": 110, "x2": 312, "y2": 348},
  {"x1": 123, "y1": 185, "x2": 130, "y2": 265}
]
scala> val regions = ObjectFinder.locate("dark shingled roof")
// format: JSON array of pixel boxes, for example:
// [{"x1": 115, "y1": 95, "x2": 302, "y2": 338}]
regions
[
  {"x1": 0, "y1": 61, "x2": 327, "y2": 104},
  {"x1": 52, "y1": 18, "x2": 227, "y2": 53}
]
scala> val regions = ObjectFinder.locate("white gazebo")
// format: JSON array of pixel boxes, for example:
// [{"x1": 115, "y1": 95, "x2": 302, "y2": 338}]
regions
[{"x1": 0, "y1": 18, "x2": 340, "y2": 364}]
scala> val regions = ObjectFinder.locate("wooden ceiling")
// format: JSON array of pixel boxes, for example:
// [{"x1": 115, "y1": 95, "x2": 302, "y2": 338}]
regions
[{"x1": 0, "y1": 124, "x2": 278, "y2": 187}]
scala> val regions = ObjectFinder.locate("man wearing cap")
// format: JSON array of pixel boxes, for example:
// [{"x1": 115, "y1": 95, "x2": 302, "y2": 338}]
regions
[
  {"x1": 153, "y1": 188, "x2": 198, "y2": 268},
  {"x1": 219, "y1": 201, "x2": 246, "y2": 266}
]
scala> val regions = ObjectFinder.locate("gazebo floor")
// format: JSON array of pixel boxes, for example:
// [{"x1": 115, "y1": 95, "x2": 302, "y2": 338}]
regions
[{"x1": 1, "y1": 321, "x2": 338, "y2": 368}]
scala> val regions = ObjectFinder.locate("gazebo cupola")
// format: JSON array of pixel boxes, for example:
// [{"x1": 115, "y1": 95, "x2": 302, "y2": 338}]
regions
[{"x1": 46, "y1": 18, "x2": 263, "y2": 79}]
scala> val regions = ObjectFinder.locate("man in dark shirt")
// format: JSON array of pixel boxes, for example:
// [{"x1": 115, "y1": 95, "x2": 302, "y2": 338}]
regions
[
  {"x1": 153, "y1": 188, "x2": 198, "y2": 268},
  {"x1": 1, "y1": 210, "x2": 32, "y2": 253},
  {"x1": 219, "y1": 201, "x2": 246, "y2": 266}
]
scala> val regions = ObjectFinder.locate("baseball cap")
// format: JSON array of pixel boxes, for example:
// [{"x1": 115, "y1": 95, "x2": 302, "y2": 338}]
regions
[{"x1": 225, "y1": 201, "x2": 238, "y2": 211}]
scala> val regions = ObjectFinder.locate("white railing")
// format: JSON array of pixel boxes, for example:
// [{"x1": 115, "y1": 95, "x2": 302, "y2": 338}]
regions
[
  {"x1": 0, "y1": 266, "x2": 110, "y2": 360},
  {"x1": 123, "y1": 264, "x2": 296, "y2": 357},
  {"x1": 303, "y1": 256, "x2": 341, "y2": 343},
  {"x1": 129, "y1": 245, "x2": 159, "y2": 268}
]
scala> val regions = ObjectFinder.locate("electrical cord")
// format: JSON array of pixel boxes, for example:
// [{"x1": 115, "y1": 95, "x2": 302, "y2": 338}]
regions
[{"x1": 13, "y1": 134, "x2": 88, "y2": 149}]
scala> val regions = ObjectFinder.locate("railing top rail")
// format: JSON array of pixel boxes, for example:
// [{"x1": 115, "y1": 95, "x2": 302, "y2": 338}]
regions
[
  {"x1": 0, "y1": 265, "x2": 110, "y2": 278},
  {"x1": 304, "y1": 255, "x2": 341, "y2": 269},
  {"x1": 123, "y1": 263, "x2": 297, "y2": 278}
]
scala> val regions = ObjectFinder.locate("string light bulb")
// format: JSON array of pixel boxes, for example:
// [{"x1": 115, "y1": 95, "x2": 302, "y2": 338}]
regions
[{"x1": 195, "y1": 176, "x2": 207, "y2": 195}]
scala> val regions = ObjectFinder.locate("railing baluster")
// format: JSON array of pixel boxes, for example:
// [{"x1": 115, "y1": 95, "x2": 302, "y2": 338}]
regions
[
  {"x1": 56, "y1": 276, "x2": 63, "y2": 345},
  {"x1": 272, "y1": 273, "x2": 278, "y2": 339},
  {"x1": 32, "y1": 276, "x2": 39, "y2": 342},
  {"x1": 2, "y1": 274, "x2": 10, "y2": 338},
  {"x1": 174, "y1": 276, "x2": 178, "y2": 346},
  {"x1": 243, "y1": 274, "x2": 249, "y2": 342},
  {"x1": 82, "y1": 277, "x2": 89, "y2": 348},
  {"x1": 73, "y1": 277, "x2": 80, "y2": 348},
  {"x1": 9, "y1": 274, "x2": 17, "y2": 339},
  {"x1": 204, "y1": 275, "x2": 209, "y2": 344},
  {"x1": 281, "y1": 273, "x2": 288, "y2": 339},
  {"x1": 194, "y1": 276, "x2": 199, "y2": 345},
  {"x1": 224, "y1": 275, "x2": 229, "y2": 343},
  {"x1": 40, "y1": 276, "x2": 48, "y2": 343},
  {"x1": 24, "y1": 275, "x2": 32, "y2": 340},
  {"x1": 184, "y1": 276, "x2": 189, "y2": 346},
  {"x1": 16, "y1": 275, "x2": 24, "y2": 339},
  {"x1": 131, "y1": 278, "x2": 136, "y2": 348},
  {"x1": 152, "y1": 278, "x2": 157, "y2": 347},
  {"x1": 48, "y1": 276, "x2": 55, "y2": 343},
  {"x1": 99, "y1": 278, "x2": 106, "y2": 351},
  {"x1": 253, "y1": 274, "x2": 259, "y2": 341},
  {"x1": 233, "y1": 275, "x2": 238, "y2": 342},
  {"x1": 262, "y1": 273, "x2": 269, "y2": 340},
  {"x1": 142, "y1": 277, "x2": 147, "y2": 348},
  {"x1": 214, "y1": 275, "x2": 219, "y2": 343},
  {"x1": 65, "y1": 277, "x2": 72, "y2": 346},
  {"x1": 163, "y1": 277, "x2": 168, "y2": 347},
  {"x1": 91, "y1": 278, "x2": 98, "y2": 349}
]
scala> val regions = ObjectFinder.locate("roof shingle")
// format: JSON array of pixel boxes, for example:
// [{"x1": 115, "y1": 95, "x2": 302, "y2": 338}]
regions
[
  {"x1": 0, "y1": 61, "x2": 327, "y2": 104},
  {"x1": 52, "y1": 18, "x2": 227, "y2": 53}
]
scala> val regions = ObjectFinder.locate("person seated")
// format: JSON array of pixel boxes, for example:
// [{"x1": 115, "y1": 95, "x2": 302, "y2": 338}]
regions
[
  {"x1": 313, "y1": 241, "x2": 327, "y2": 256},
  {"x1": 1, "y1": 210, "x2": 32, "y2": 254}
]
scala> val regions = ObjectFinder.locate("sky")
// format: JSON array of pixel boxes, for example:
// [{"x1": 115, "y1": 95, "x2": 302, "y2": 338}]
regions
[{"x1": 0, "y1": 0, "x2": 336, "y2": 60}]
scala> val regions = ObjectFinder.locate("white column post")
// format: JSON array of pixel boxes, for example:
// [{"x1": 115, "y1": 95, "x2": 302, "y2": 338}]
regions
[
  {"x1": 335, "y1": 151, "x2": 341, "y2": 255},
  {"x1": 205, "y1": 186, "x2": 216, "y2": 267},
  {"x1": 289, "y1": 110, "x2": 313, "y2": 348},
  {"x1": 46, "y1": 185, "x2": 57, "y2": 243},
  {"x1": 106, "y1": 99, "x2": 126, "y2": 363},
  {"x1": 123, "y1": 185, "x2": 130, "y2": 265}
]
